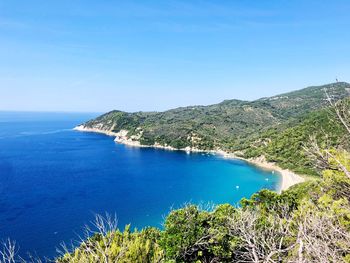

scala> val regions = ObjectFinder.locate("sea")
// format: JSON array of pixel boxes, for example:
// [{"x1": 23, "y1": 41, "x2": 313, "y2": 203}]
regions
[{"x1": 0, "y1": 111, "x2": 280, "y2": 259}]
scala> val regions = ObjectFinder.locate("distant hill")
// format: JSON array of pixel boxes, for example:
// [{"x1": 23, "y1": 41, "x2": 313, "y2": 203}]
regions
[{"x1": 79, "y1": 82, "x2": 350, "y2": 174}]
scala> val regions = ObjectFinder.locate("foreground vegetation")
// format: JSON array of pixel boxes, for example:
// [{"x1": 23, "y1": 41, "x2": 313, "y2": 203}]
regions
[{"x1": 56, "y1": 172, "x2": 350, "y2": 262}]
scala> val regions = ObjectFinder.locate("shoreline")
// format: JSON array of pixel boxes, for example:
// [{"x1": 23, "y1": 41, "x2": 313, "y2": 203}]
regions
[
  {"x1": 73, "y1": 125, "x2": 305, "y2": 192},
  {"x1": 218, "y1": 153, "x2": 305, "y2": 193}
]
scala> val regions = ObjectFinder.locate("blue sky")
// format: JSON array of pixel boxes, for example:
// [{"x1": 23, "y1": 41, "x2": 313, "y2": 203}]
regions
[{"x1": 0, "y1": 0, "x2": 349, "y2": 112}]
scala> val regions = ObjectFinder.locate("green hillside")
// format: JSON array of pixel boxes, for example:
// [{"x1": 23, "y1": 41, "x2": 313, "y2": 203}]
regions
[
  {"x1": 81, "y1": 82, "x2": 350, "y2": 174},
  {"x1": 241, "y1": 98, "x2": 350, "y2": 175}
]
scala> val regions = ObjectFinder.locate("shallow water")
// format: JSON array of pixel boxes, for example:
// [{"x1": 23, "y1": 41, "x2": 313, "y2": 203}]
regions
[{"x1": 0, "y1": 112, "x2": 280, "y2": 258}]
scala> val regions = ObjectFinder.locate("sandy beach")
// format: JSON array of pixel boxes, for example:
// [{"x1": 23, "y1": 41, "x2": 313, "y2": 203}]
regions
[{"x1": 74, "y1": 125, "x2": 305, "y2": 192}]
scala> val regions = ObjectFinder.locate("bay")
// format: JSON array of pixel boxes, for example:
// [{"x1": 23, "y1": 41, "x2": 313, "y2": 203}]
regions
[{"x1": 0, "y1": 112, "x2": 280, "y2": 258}]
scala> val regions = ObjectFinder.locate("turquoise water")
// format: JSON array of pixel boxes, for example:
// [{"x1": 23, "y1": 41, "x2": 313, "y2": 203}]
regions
[{"x1": 0, "y1": 112, "x2": 280, "y2": 259}]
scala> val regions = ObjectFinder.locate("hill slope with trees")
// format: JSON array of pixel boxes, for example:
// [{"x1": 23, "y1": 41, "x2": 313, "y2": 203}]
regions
[{"x1": 80, "y1": 82, "x2": 350, "y2": 175}]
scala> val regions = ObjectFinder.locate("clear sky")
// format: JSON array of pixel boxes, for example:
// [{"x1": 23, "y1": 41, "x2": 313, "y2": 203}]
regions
[{"x1": 0, "y1": 0, "x2": 349, "y2": 112}]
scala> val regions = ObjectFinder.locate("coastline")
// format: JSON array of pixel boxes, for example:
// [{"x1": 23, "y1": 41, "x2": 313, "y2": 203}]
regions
[
  {"x1": 250, "y1": 159, "x2": 305, "y2": 193},
  {"x1": 219, "y1": 153, "x2": 305, "y2": 193},
  {"x1": 73, "y1": 125, "x2": 305, "y2": 192},
  {"x1": 73, "y1": 125, "x2": 211, "y2": 152}
]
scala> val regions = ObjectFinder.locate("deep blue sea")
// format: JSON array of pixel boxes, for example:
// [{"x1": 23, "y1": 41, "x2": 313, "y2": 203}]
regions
[{"x1": 0, "y1": 112, "x2": 280, "y2": 259}]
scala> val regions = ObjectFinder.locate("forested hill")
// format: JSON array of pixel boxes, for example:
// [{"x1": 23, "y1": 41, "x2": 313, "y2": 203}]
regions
[
  {"x1": 81, "y1": 82, "x2": 350, "y2": 153},
  {"x1": 242, "y1": 98, "x2": 350, "y2": 175}
]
